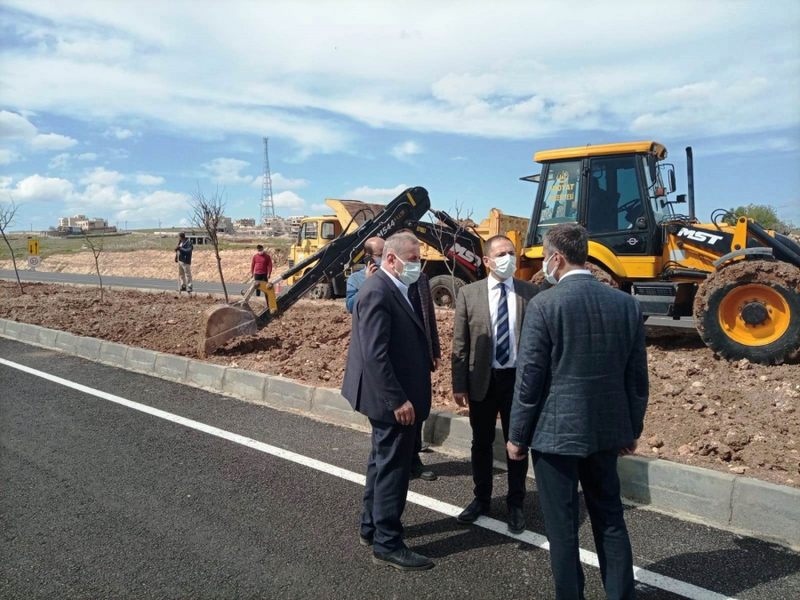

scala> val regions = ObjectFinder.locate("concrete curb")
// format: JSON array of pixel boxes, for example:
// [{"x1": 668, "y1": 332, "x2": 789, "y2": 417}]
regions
[{"x1": 2, "y1": 317, "x2": 798, "y2": 550}]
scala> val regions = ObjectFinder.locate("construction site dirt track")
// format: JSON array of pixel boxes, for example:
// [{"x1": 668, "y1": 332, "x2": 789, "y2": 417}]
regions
[{"x1": 2, "y1": 280, "x2": 798, "y2": 489}]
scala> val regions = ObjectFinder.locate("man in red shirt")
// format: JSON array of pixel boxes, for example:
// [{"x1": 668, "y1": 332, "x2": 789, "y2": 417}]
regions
[{"x1": 251, "y1": 245, "x2": 273, "y2": 296}]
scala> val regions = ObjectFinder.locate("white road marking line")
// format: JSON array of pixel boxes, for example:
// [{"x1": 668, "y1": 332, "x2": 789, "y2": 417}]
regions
[{"x1": 1, "y1": 357, "x2": 736, "y2": 600}]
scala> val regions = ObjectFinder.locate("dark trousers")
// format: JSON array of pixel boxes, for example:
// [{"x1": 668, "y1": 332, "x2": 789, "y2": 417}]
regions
[
  {"x1": 360, "y1": 418, "x2": 416, "y2": 553},
  {"x1": 532, "y1": 450, "x2": 635, "y2": 600},
  {"x1": 413, "y1": 420, "x2": 425, "y2": 467},
  {"x1": 468, "y1": 368, "x2": 528, "y2": 508},
  {"x1": 253, "y1": 273, "x2": 267, "y2": 296}
]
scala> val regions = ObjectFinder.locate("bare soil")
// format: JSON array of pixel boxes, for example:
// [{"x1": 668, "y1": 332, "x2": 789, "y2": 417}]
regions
[{"x1": 2, "y1": 281, "x2": 798, "y2": 488}]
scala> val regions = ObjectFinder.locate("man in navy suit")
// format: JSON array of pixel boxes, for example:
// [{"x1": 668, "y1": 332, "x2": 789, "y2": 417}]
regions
[
  {"x1": 507, "y1": 223, "x2": 648, "y2": 599},
  {"x1": 341, "y1": 231, "x2": 435, "y2": 571}
]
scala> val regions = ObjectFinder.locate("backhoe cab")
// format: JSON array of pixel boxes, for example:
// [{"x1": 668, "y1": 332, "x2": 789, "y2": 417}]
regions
[{"x1": 521, "y1": 141, "x2": 800, "y2": 365}]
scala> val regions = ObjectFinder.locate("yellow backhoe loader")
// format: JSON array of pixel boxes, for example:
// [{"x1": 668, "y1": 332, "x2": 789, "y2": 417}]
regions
[{"x1": 518, "y1": 141, "x2": 800, "y2": 364}]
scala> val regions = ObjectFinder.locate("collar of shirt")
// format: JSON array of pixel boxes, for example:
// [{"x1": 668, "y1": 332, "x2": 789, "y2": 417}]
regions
[
  {"x1": 380, "y1": 265, "x2": 413, "y2": 306},
  {"x1": 487, "y1": 272, "x2": 514, "y2": 291},
  {"x1": 558, "y1": 268, "x2": 592, "y2": 282}
]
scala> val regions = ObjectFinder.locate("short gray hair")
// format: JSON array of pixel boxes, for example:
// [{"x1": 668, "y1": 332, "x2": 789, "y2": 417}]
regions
[
  {"x1": 383, "y1": 231, "x2": 419, "y2": 259},
  {"x1": 544, "y1": 223, "x2": 588, "y2": 265}
]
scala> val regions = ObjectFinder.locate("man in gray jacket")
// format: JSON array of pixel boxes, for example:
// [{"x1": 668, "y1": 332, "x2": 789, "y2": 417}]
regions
[
  {"x1": 451, "y1": 235, "x2": 539, "y2": 534},
  {"x1": 508, "y1": 223, "x2": 648, "y2": 600}
]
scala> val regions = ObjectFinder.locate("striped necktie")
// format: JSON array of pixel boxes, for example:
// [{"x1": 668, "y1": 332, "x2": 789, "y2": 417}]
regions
[{"x1": 495, "y1": 283, "x2": 510, "y2": 365}]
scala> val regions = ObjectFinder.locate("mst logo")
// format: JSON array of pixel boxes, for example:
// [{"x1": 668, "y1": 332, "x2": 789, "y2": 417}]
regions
[
  {"x1": 677, "y1": 227, "x2": 724, "y2": 245},
  {"x1": 446, "y1": 242, "x2": 481, "y2": 271}
]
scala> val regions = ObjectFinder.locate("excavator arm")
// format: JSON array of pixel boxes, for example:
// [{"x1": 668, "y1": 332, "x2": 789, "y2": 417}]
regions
[{"x1": 200, "y1": 187, "x2": 433, "y2": 355}]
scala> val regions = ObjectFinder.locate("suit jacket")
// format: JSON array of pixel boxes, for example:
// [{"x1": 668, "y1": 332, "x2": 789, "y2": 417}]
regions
[
  {"x1": 408, "y1": 272, "x2": 441, "y2": 366},
  {"x1": 341, "y1": 269, "x2": 432, "y2": 424},
  {"x1": 508, "y1": 273, "x2": 649, "y2": 456},
  {"x1": 451, "y1": 277, "x2": 539, "y2": 403}
]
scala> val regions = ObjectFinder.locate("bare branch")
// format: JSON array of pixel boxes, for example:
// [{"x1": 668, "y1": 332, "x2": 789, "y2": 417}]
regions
[
  {"x1": 0, "y1": 198, "x2": 24, "y2": 294},
  {"x1": 190, "y1": 186, "x2": 229, "y2": 302},
  {"x1": 82, "y1": 230, "x2": 105, "y2": 302}
]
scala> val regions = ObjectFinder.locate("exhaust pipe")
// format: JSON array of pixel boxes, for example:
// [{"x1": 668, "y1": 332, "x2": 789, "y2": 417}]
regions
[{"x1": 685, "y1": 146, "x2": 696, "y2": 220}]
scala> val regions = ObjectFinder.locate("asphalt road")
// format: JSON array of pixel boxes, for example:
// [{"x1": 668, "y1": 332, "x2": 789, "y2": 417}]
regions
[
  {"x1": 2, "y1": 338, "x2": 798, "y2": 599},
  {"x1": 0, "y1": 269, "x2": 696, "y2": 329}
]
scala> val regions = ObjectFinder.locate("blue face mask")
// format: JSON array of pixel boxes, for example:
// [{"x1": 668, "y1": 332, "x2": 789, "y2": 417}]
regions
[{"x1": 395, "y1": 256, "x2": 421, "y2": 285}]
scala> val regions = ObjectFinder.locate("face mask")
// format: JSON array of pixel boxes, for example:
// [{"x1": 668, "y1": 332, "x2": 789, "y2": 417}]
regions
[
  {"x1": 543, "y1": 254, "x2": 559, "y2": 285},
  {"x1": 491, "y1": 254, "x2": 516, "y2": 280},
  {"x1": 395, "y1": 256, "x2": 421, "y2": 285}
]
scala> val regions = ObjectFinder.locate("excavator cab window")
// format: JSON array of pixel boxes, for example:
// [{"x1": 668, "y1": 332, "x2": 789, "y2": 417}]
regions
[
  {"x1": 298, "y1": 221, "x2": 318, "y2": 244},
  {"x1": 321, "y1": 221, "x2": 337, "y2": 240},
  {"x1": 530, "y1": 160, "x2": 581, "y2": 243},
  {"x1": 586, "y1": 156, "x2": 645, "y2": 233},
  {"x1": 642, "y1": 156, "x2": 673, "y2": 224}
]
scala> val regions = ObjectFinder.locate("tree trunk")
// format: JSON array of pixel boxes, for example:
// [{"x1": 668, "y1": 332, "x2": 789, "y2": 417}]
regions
[
  {"x1": 215, "y1": 249, "x2": 229, "y2": 303},
  {"x1": 0, "y1": 230, "x2": 24, "y2": 294}
]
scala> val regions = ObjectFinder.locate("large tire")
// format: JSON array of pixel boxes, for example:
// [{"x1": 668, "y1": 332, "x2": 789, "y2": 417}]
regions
[
  {"x1": 428, "y1": 275, "x2": 465, "y2": 308},
  {"x1": 308, "y1": 280, "x2": 334, "y2": 300},
  {"x1": 693, "y1": 260, "x2": 800, "y2": 364},
  {"x1": 530, "y1": 262, "x2": 619, "y2": 289}
]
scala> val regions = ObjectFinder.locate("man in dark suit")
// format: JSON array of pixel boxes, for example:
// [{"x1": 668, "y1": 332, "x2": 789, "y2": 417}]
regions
[
  {"x1": 341, "y1": 231, "x2": 435, "y2": 571},
  {"x1": 345, "y1": 236, "x2": 439, "y2": 481},
  {"x1": 507, "y1": 223, "x2": 648, "y2": 600},
  {"x1": 451, "y1": 234, "x2": 539, "y2": 534}
]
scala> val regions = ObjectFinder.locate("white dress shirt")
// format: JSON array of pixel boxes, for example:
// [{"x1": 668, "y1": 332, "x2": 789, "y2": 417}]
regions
[
  {"x1": 558, "y1": 268, "x2": 592, "y2": 282},
  {"x1": 488, "y1": 273, "x2": 517, "y2": 368},
  {"x1": 381, "y1": 265, "x2": 414, "y2": 308}
]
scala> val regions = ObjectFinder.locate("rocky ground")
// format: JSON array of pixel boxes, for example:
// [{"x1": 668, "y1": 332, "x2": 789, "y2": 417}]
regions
[{"x1": 2, "y1": 280, "x2": 798, "y2": 488}]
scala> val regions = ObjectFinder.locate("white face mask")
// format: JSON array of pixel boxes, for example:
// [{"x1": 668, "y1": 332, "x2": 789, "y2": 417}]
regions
[
  {"x1": 491, "y1": 253, "x2": 516, "y2": 280},
  {"x1": 394, "y1": 256, "x2": 421, "y2": 286},
  {"x1": 543, "y1": 253, "x2": 559, "y2": 285}
]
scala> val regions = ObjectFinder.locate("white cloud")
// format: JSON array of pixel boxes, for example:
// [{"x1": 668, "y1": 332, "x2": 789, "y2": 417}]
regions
[
  {"x1": 135, "y1": 173, "x2": 165, "y2": 185},
  {"x1": 49, "y1": 152, "x2": 71, "y2": 169},
  {"x1": 203, "y1": 157, "x2": 256, "y2": 185},
  {"x1": 77, "y1": 152, "x2": 97, "y2": 161},
  {"x1": 310, "y1": 203, "x2": 329, "y2": 212},
  {"x1": 104, "y1": 126, "x2": 136, "y2": 140},
  {"x1": 271, "y1": 172, "x2": 309, "y2": 190},
  {"x1": 343, "y1": 184, "x2": 409, "y2": 202},
  {"x1": 7, "y1": 174, "x2": 75, "y2": 203},
  {"x1": 80, "y1": 167, "x2": 124, "y2": 186},
  {"x1": 0, "y1": 110, "x2": 37, "y2": 139},
  {"x1": 390, "y1": 140, "x2": 422, "y2": 161},
  {"x1": 31, "y1": 132, "x2": 78, "y2": 151},
  {"x1": 273, "y1": 190, "x2": 305, "y2": 209},
  {"x1": 0, "y1": 148, "x2": 19, "y2": 165}
]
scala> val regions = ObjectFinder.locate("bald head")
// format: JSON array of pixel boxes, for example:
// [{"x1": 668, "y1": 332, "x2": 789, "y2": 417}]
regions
[{"x1": 364, "y1": 236, "x2": 385, "y2": 258}]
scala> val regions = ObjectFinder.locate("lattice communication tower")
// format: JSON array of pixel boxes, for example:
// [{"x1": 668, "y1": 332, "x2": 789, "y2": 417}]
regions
[{"x1": 260, "y1": 137, "x2": 275, "y2": 223}]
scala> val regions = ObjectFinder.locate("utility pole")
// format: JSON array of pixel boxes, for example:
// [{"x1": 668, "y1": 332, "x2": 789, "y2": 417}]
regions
[{"x1": 260, "y1": 137, "x2": 275, "y2": 224}]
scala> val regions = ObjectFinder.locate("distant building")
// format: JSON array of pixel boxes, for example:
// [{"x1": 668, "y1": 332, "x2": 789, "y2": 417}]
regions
[
  {"x1": 56, "y1": 214, "x2": 116, "y2": 234},
  {"x1": 234, "y1": 218, "x2": 256, "y2": 228}
]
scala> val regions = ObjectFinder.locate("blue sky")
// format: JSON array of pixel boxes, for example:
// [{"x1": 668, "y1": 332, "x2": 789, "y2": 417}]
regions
[{"x1": 1, "y1": 0, "x2": 799, "y2": 231}]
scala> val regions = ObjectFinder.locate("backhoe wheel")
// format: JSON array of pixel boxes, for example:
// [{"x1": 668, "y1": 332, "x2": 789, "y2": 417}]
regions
[
  {"x1": 428, "y1": 275, "x2": 465, "y2": 308},
  {"x1": 693, "y1": 260, "x2": 800, "y2": 365},
  {"x1": 308, "y1": 280, "x2": 333, "y2": 300}
]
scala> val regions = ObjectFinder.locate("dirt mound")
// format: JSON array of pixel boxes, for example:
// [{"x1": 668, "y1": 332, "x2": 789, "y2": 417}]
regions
[
  {"x1": 0, "y1": 248, "x2": 288, "y2": 284},
  {"x1": 1, "y1": 281, "x2": 798, "y2": 488}
]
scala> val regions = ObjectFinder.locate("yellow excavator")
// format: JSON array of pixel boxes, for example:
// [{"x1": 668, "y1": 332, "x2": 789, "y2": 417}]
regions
[{"x1": 517, "y1": 141, "x2": 800, "y2": 365}]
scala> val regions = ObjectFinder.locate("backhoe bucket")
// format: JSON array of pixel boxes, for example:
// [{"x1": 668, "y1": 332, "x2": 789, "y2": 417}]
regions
[{"x1": 199, "y1": 303, "x2": 258, "y2": 357}]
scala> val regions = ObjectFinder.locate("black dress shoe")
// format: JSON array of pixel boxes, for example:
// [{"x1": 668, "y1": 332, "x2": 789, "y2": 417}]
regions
[
  {"x1": 372, "y1": 547, "x2": 434, "y2": 571},
  {"x1": 507, "y1": 506, "x2": 526, "y2": 534},
  {"x1": 411, "y1": 462, "x2": 438, "y2": 481},
  {"x1": 457, "y1": 498, "x2": 489, "y2": 523},
  {"x1": 359, "y1": 534, "x2": 373, "y2": 547}
]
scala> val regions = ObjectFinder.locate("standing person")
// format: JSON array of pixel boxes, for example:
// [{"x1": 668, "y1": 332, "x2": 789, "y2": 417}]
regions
[
  {"x1": 345, "y1": 237, "x2": 384, "y2": 313},
  {"x1": 507, "y1": 223, "x2": 648, "y2": 600},
  {"x1": 451, "y1": 235, "x2": 539, "y2": 534},
  {"x1": 346, "y1": 236, "x2": 438, "y2": 482},
  {"x1": 341, "y1": 231, "x2": 435, "y2": 571},
  {"x1": 175, "y1": 232, "x2": 193, "y2": 293},
  {"x1": 250, "y1": 245, "x2": 273, "y2": 296}
]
